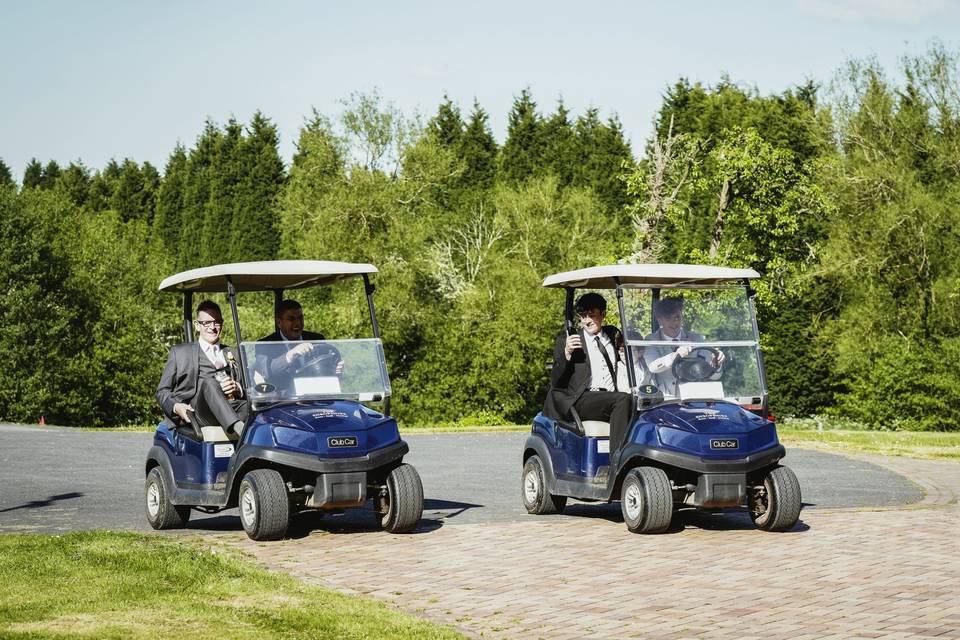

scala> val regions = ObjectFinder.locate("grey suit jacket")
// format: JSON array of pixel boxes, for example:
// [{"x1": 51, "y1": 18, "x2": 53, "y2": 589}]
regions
[
  {"x1": 155, "y1": 341, "x2": 238, "y2": 422},
  {"x1": 643, "y1": 329, "x2": 706, "y2": 396}
]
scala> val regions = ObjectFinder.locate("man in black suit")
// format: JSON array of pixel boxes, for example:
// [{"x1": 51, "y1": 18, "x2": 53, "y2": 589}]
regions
[
  {"x1": 258, "y1": 299, "x2": 341, "y2": 379},
  {"x1": 156, "y1": 300, "x2": 248, "y2": 437},
  {"x1": 544, "y1": 293, "x2": 632, "y2": 459}
]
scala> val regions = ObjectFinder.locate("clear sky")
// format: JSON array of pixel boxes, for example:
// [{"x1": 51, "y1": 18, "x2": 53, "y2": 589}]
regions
[{"x1": 2, "y1": 0, "x2": 958, "y2": 180}]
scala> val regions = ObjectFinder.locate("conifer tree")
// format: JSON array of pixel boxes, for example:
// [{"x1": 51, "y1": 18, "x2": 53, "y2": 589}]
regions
[
  {"x1": 110, "y1": 160, "x2": 146, "y2": 222},
  {"x1": 41, "y1": 161, "x2": 61, "y2": 189},
  {"x1": 56, "y1": 162, "x2": 92, "y2": 207},
  {"x1": 202, "y1": 118, "x2": 243, "y2": 264},
  {"x1": 542, "y1": 100, "x2": 577, "y2": 187},
  {"x1": 153, "y1": 145, "x2": 188, "y2": 256},
  {"x1": 457, "y1": 101, "x2": 498, "y2": 192},
  {"x1": 499, "y1": 88, "x2": 545, "y2": 184},
  {"x1": 22, "y1": 159, "x2": 43, "y2": 189},
  {"x1": 0, "y1": 159, "x2": 13, "y2": 189},
  {"x1": 179, "y1": 121, "x2": 221, "y2": 269},
  {"x1": 429, "y1": 95, "x2": 464, "y2": 147},
  {"x1": 232, "y1": 112, "x2": 285, "y2": 261}
]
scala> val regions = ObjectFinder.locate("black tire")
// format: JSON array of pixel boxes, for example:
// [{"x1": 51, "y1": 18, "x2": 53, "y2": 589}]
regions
[
  {"x1": 620, "y1": 467, "x2": 672, "y2": 534},
  {"x1": 145, "y1": 466, "x2": 191, "y2": 529},
  {"x1": 750, "y1": 465, "x2": 802, "y2": 532},
  {"x1": 238, "y1": 469, "x2": 290, "y2": 541},
  {"x1": 522, "y1": 455, "x2": 567, "y2": 515},
  {"x1": 377, "y1": 464, "x2": 423, "y2": 534}
]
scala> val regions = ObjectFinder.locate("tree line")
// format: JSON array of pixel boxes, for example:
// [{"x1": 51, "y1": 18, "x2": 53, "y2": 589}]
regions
[{"x1": 2, "y1": 44, "x2": 959, "y2": 430}]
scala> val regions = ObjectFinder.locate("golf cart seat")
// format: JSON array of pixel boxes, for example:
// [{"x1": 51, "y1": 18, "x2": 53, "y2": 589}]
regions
[
  {"x1": 581, "y1": 420, "x2": 610, "y2": 438},
  {"x1": 200, "y1": 425, "x2": 239, "y2": 443}
]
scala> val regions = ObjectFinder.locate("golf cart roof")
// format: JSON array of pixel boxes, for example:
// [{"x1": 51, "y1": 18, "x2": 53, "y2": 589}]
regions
[
  {"x1": 543, "y1": 264, "x2": 760, "y2": 289},
  {"x1": 159, "y1": 260, "x2": 378, "y2": 293}
]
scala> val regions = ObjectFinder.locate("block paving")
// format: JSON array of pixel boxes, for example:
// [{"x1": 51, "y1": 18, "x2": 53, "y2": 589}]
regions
[{"x1": 220, "y1": 454, "x2": 960, "y2": 639}]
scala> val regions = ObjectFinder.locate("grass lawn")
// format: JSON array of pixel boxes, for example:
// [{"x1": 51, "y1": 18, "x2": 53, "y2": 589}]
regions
[
  {"x1": 778, "y1": 422, "x2": 960, "y2": 461},
  {"x1": 0, "y1": 531, "x2": 462, "y2": 640}
]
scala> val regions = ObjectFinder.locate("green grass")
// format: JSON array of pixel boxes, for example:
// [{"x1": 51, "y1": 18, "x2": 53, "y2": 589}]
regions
[
  {"x1": 778, "y1": 419, "x2": 960, "y2": 461},
  {"x1": 0, "y1": 531, "x2": 463, "y2": 640}
]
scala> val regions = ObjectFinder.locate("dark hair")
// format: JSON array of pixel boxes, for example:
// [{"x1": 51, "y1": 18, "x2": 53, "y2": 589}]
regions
[
  {"x1": 196, "y1": 300, "x2": 222, "y2": 318},
  {"x1": 276, "y1": 299, "x2": 303, "y2": 317},
  {"x1": 574, "y1": 292, "x2": 607, "y2": 314},
  {"x1": 653, "y1": 296, "x2": 683, "y2": 318}
]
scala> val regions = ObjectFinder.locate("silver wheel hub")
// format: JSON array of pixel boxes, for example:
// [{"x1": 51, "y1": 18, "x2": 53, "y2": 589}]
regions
[
  {"x1": 240, "y1": 486, "x2": 256, "y2": 526},
  {"x1": 524, "y1": 469, "x2": 540, "y2": 503},
  {"x1": 623, "y1": 483, "x2": 643, "y2": 520},
  {"x1": 146, "y1": 483, "x2": 160, "y2": 518}
]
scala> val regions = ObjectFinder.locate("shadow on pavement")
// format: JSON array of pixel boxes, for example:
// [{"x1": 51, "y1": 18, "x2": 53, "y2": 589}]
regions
[
  {"x1": 0, "y1": 492, "x2": 84, "y2": 513},
  {"x1": 552, "y1": 502, "x2": 812, "y2": 534}
]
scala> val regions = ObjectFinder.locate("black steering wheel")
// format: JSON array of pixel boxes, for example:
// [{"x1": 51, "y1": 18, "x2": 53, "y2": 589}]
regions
[
  {"x1": 672, "y1": 346, "x2": 724, "y2": 383},
  {"x1": 292, "y1": 347, "x2": 339, "y2": 375}
]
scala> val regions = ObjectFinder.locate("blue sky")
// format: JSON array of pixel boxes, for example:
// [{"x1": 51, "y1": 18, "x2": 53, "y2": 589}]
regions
[{"x1": 2, "y1": 0, "x2": 958, "y2": 180}]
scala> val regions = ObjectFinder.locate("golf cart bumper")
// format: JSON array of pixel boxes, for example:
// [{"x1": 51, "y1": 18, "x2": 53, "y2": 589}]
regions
[
  {"x1": 235, "y1": 439, "x2": 409, "y2": 475},
  {"x1": 620, "y1": 442, "x2": 785, "y2": 507}
]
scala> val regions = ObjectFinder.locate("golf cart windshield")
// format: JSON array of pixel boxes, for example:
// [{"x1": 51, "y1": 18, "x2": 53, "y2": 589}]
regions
[
  {"x1": 621, "y1": 285, "x2": 764, "y2": 403},
  {"x1": 240, "y1": 339, "x2": 391, "y2": 409}
]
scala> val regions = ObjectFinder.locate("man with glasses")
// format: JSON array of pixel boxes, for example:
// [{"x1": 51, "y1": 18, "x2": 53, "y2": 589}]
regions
[
  {"x1": 544, "y1": 293, "x2": 632, "y2": 462},
  {"x1": 156, "y1": 300, "x2": 249, "y2": 437}
]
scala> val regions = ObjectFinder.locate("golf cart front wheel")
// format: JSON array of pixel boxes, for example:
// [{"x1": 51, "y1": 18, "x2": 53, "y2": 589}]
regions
[
  {"x1": 377, "y1": 464, "x2": 423, "y2": 534},
  {"x1": 145, "y1": 466, "x2": 191, "y2": 529},
  {"x1": 749, "y1": 465, "x2": 802, "y2": 532},
  {"x1": 522, "y1": 455, "x2": 567, "y2": 514},
  {"x1": 621, "y1": 467, "x2": 672, "y2": 534},
  {"x1": 239, "y1": 469, "x2": 290, "y2": 541}
]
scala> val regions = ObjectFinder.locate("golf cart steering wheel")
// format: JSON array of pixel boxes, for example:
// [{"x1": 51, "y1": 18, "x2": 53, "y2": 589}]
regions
[
  {"x1": 292, "y1": 347, "x2": 338, "y2": 375},
  {"x1": 672, "y1": 346, "x2": 723, "y2": 383}
]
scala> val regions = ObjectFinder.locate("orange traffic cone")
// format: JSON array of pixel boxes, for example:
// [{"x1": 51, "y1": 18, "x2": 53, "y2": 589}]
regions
[{"x1": 39, "y1": 415, "x2": 46, "y2": 426}]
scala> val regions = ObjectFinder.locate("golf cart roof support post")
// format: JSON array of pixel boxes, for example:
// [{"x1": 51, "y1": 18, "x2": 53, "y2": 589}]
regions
[
  {"x1": 273, "y1": 289, "x2": 283, "y2": 319},
  {"x1": 183, "y1": 291, "x2": 194, "y2": 342},
  {"x1": 744, "y1": 279, "x2": 769, "y2": 416},
  {"x1": 362, "y1": 274, "x2": 380, "y2": 339},
  {"x1": 614, "y1": 278, "x2": 637, "y2": 389},
  {"x1": 225, "y1": 276, "x2": 247, "y2": 381},
  {"x1": 564, "y1": 288, "x2": 575, "y2": 335}
]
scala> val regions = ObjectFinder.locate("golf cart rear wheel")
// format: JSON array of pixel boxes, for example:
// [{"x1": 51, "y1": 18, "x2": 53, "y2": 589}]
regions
[
  {"x1": 749, "y1": 465, "x2": 801, "y2": 532},
  {"x1": 239, "y1": 469, "x2": 290, "y2": 541},
  {"x1": 522, "y1": 455, "x2": 567, "y2": 514},
  {"x1": 377, "y1": 464, "x2": 423, "y2": 534},
  {"x1": 621, "y1": 467, "x2": 672, "y2": 534},
  {"x1": 145, "y1": 466, "x2": 191, "y2": 529}
]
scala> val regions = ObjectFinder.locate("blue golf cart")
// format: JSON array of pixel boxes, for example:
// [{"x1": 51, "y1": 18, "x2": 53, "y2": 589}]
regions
[
  {"x1": 145, "y1": 260, "x2": 423, "y2": 540},
  {"x1": 522, "y1": 264, "x2": 801, "y2": 533}
]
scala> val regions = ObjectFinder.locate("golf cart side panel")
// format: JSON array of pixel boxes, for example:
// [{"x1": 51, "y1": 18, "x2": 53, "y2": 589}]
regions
[
  {"x1": 152, "y1": 423, "x2": 232, "y2": 488},
  {"x1": 534, "y1": 413, "x2": 611, "y2": 480}
]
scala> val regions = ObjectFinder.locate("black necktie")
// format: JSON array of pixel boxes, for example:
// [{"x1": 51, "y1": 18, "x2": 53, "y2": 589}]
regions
[{"x1": 595, "y1": 336, "x2": 618, "y2": 391}]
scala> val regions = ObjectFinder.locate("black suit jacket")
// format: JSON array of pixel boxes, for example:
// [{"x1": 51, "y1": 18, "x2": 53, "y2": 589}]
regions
[
  {"x1": 156, "y1": 341, "x2": 239, "y2": 422},
  {"x1": 544, "y1": 325, "x2": 622, "y2": 421},
  {"x1": 256, "y1": 330, "x2": 339, "y2": 380}
]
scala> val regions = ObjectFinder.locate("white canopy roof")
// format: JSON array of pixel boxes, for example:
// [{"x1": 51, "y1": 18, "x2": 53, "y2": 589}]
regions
[
  {"x1": 159, "y1": 260, "x2": 378, "y2": 293},
  {"x1": 542, "y1": 264, "x2": 760, "y2": 288}
]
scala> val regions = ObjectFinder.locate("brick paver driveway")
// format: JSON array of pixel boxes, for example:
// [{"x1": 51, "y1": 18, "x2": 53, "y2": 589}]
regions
[{"x1": 222, "y1": 454, "x2": 960, "y2": 639}]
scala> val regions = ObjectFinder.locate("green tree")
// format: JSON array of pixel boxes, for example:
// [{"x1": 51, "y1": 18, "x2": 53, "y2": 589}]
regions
[
  {"x1": 0, "y1": 159, "x2": 14, "y2": 189},
  {"x1": 153, "y1": 145, "x2": 188, "y2": 255},
  {"x1": 231, "y1": 111, "x2": 285, "y2": 261},
  {"x1": 22, "y1": 159, "x2": 43, "y2": 189},
  {"x1": 55, "y1": 162, "x2": 92, "y2": 207},
  {"x1": 499, "y1": 88, "x2": 545, "y2": 184},
  {"x1": 542, "y1": 100, "x2": 577, "y2": 187},
  {"x1": 458, "y1": 101, "x2": 498, "y2": 192}
]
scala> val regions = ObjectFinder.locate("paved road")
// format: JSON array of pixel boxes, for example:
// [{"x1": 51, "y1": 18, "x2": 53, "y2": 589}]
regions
[{"x1": 0, "y1": 423, "x2": 921, "y2": 534}]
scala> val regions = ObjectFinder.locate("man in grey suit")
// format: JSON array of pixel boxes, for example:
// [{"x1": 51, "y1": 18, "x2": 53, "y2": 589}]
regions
[
  {"x1": 645, "y1": 297, "x2": 723, "y2": 397},
  {"x1": 156, "y1": 300, "x2": 248, "y2": 437}
]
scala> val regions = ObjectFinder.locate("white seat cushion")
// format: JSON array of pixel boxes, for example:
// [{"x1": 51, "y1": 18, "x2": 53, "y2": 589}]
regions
[
  {"x1": 581, "y1": 420, "x2": 610, "y2": 438},
  {"x1": 200, "y1": 425, "x2": 237, "y2": 442}
]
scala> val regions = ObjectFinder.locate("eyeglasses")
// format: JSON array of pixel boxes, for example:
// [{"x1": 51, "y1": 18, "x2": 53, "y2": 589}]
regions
[{"x1": 196, "y1": 320, "x2": 223, "y2": 328}]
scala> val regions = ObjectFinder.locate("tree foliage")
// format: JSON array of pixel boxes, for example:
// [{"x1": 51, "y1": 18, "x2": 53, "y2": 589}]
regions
[{"x1": 5, "y1": 54, "x2": 960, "y2": 430}]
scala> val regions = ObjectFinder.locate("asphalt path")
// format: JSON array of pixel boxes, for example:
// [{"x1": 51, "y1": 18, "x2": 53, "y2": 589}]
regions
[{"x1": 0, "y1": 424, "x2": 922, "y2": 535}]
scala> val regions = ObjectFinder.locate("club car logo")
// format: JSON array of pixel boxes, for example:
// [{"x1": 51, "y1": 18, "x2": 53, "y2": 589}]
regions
[
  {"x1": 710, "y1": 438, "x2": 739, "y2": 450},
  {"x1": 328, "y1": 436, "x2": 358, "y2": 448}
]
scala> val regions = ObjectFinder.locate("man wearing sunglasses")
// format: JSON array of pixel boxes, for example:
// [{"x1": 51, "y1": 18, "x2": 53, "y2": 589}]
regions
[{"x1": 156, "y1": 300, "x2": 249, "y2": 437}]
